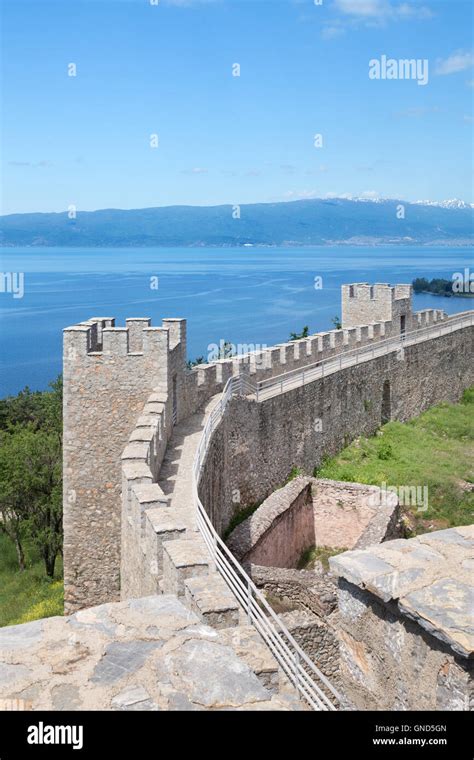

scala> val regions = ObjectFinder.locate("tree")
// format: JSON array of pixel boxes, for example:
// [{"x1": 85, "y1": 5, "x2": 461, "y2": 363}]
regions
[
  {"x1": 23, "y1": 428, "x2": 63, "y2": 577},
  {"x1": 0, "y1": 376, "x2": 63, "y2": 577},
  {"x1": 0, "y1": 431, "x2": 30, "y2": 570},
  {"x1": 289, "y1": 326, "x2": 309, "y2": 341},
  {"x1": 331, "y1": 316, "x2": 342, "y2": 330},
  {"x1": 412, "y1": 277, "x2": 430, "y2": 294},
  {"x1": 0, "y1": 376, "x2": 62, "y2": 433},
  {"x1": 187, "y1": 356, "x2": 205, "y2": 369},
  {"x1": 218, "y1": 341, "x2": 235, "y2": 359}
]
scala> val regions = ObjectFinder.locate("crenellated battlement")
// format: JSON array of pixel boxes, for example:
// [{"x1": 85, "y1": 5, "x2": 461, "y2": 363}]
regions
[
  {"x1": 341, "y1": 282, "x2": 413, "y2": 330},
  {"x1": 62, "y1": 284, "x2": 454, "y2": 612},
  {"x1": 342, "y1": 282, "x2": 412, "y2": 301},
  {"x1": 63, "y1": 316, "x2": 187, "y2": 358}
]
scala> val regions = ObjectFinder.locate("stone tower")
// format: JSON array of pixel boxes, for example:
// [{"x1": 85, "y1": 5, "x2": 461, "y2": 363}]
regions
[
  {"x1": 341, "y1": 283, "x2": 412, "y2": 334},
  {"x1": 62, "y1": 316, "x2": 186, "y2": 612}
]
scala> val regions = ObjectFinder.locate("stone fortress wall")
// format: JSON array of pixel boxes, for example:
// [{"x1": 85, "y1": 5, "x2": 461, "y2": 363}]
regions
[
  {"x1": 199, "y1": 318, "x2": 473, "y2": 536},
  {"x1": 62, "y1": 283, "x2": 474, "y2": 710},
  {"x1": 65, "y1": 282, "x2": 448, "y2": 611},
  {"x1": 223, "y1": 475, "x2": 401, "y2": 692}
]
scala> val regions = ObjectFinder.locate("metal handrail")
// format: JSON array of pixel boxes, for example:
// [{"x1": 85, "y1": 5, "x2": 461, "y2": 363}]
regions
[
  {"x1": 192, "y1": 309, "x2": 473, "y2": 709},
  {"x1": 192, "y1": 375, "x2": 341, "y2": 711},
  {"x1": 250, "y1": 312, "x2": 474, "y2": 400}
]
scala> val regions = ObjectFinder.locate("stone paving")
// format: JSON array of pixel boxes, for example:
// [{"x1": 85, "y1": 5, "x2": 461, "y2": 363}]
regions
[
  {"x1": 0, "y1": 595, "x2": 302, "y2": 711},
  {"x1": 158, "y1": 394, "x2": 222, "y2": 521}
]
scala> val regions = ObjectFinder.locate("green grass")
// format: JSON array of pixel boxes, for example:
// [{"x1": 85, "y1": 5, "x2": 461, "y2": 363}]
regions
[
  {"x1": 298, "y1": 545, "x2": 348, "y2": 571},
  {"x1": 284, "y1": 467, "x2": 303, "y2": 484},
  {"x1": 224, "y1": 468, "x2": 304, "y2": 542},
  {"x1": 223, "y1": 502, "x2": 262, "y2": 541},
  {"x1": 0, "y1": 534, "x2": 64, "y2": 627},
  {"x1": 315, "y1": 388, "x2": 474, "y2": 534}
]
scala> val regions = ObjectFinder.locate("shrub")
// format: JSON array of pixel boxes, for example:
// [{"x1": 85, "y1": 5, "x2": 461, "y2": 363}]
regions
[{"x1": 377, "y1": 442, "x2": 393, "y2": 460}]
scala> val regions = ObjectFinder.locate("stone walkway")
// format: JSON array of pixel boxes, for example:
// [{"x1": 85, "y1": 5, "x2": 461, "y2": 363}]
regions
[
  {"x1": 0, "y1": 595, "x2": 302, "y2": 711},
  {"x1": 254, "y1": 316, "x2": 472, "y2": 401},
  {"x1": 158, "y1": 394, "x2": 222, "y2": 527}
]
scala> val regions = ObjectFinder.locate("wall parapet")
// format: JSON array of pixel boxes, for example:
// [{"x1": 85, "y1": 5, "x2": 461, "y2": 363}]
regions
[
  {"x1": 120, "y1": 389, "x2": 177, "y2": 599},
  {"x1": 226, "y1": 476, "x2": 314, "y2": 566},
  {"x1": 329, "y1": 526, "x2": 474, "y2": 711},
  {"x1": 226, "y1": 476, "x2": 401, "y2": 569},
  {"x1": 329, "y1": 526, "x2": 474, "y2": 659}
]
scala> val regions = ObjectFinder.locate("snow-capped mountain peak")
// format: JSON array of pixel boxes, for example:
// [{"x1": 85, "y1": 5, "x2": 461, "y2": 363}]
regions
[{"x1": 413, "y1": 198, "x2": 474, "y2": 209}]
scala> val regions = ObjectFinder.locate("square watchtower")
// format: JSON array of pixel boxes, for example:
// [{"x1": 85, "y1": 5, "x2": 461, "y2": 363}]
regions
[{"x1": 341, "y1": 283, "x2": 413, "y2": 335}]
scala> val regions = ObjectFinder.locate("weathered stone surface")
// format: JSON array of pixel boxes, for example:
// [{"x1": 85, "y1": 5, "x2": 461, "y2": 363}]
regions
[
  {"x1": 0, "y1": 619, "x2": 44, "y2": 652},
  {"x1": 184, "y1": 574, "x2": 240, "y2": 629},
  {"x1": 161, "y1": 639, "x2": 270, "y2": 708},
  {"x1": 91, "y1": 641, "x2": 162, "y2": 684},
  {"x1": 111, "y1": 685, "x2": 158, "y2": 711},
  {"x1": 68, "y1": 605, "x2": 118, "y2": 637},
  {"x1": 127, "y1": 594, "x2": 198, "y2": 626},
  {"x1": 400, "y1": 579, "x2": 474, "y2": 658},
  {"x1": 217, "y1": 626, "x2": 279, "y2": 690},
  {"x1": 162, "y1": 538, "x2": 210, "y2": 596},
  {"x1": 226, "y1": 477, "x2": 314, "y2": 565},
  {"x1": 0, "y1": 594, "x2": 297, "y2": 711},
  {"x1": 250, "y1": 564, "x2": 337, "y2": 617},
  {"x1": 331, "y1": 526, "x2": 474, "y2": 711},
  {"x1": 330, "y1": 527, "x2": 474, "y2": 658},
  {"x1": 51, "y1": 684, "x2": 82, "y2": 711},
  {"x1": 52, "y1": 292, "x2": 474, "y2": 712},
  {"x1": 227, "y1": 477, "x2": 400, "y2": 568},
  {"x1": 330, "y1": 552, "x2": 395, "y2": 597},
  {"x1": 0, "y1": 663, "x2": 31, "y2": 688}
]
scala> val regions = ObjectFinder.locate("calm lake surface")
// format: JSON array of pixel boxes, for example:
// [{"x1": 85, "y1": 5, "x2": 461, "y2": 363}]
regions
[{"x1": 0, "y1": 245, "x2": 472, "y2": 396}]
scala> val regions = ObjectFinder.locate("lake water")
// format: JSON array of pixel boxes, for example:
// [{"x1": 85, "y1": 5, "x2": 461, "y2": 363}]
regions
[{"x1": 0, "y1": 246, "x2": 472, "y2": 397}]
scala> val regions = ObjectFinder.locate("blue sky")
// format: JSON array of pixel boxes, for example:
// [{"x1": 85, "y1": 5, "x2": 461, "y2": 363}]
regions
[{"x1": 1, "y1": 0, "x2": 473, "y2": 214}]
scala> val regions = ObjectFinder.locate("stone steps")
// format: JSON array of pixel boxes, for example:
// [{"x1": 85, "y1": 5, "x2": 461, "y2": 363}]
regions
[
  {"x1": 144, "y1": 507, "x2": 189, "y2": 576},
  {"x1": 217, "y1": 624, "x2": 281, "y2": 693},
  {"x1": 184, "y1": 573, "x2": 240, "y2": 629},
  {"x1": 150, "y1": 397, "x2": 306, "y2": 708}
]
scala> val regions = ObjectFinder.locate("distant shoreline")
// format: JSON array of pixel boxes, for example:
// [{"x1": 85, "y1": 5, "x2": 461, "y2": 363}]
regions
[
  {"x1": 416, "y1": 289, "x2": 474, "y2": 298},
  {"x1": 0, "y1": 241, "x2": 473, "y2": 250},
  {"x1": 413, "y1": 277, "x2": 474, "y2": 298}
]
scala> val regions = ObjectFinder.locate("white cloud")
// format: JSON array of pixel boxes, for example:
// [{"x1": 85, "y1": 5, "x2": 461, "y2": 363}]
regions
[
  {"x1": 305, "y1": 165, "x2": 329, "y2": 175},
  {"x1": 334, "y1": 0, "x2": 390, "y2": 17},
  {"x1": 163, "y1": 0, "x2": 218, "y2": 6},
  {"x1": 463, "y1": 115, "x2": 474, "y2": 123},
  {"x1": 396, "y1": 2, "x2": 433, "y2": 19},
  {"x1": 395, "y1": 106, "x2": 440, "y2": 118},
  {"x1": 321, "y1": 25, "x2": 346, "y2": 39},
  {"x1": 325, "y1": 190, "x2": 383, "y2": 200},
  {"x1": 181, "y1": 167, "x2": 208, "y2": 174},
  {"x1": 8, "y1": 160, "x2": 53, "y2": 168},
  {"x1": 435, "y1": 51, "x2": 474, "y2": 76},
  {"x1": 333, "y1": 0, "x2": 433, "y2": 22},
  {"x1": 283, "y1": 189, "x2": 319, "y2": 200}
]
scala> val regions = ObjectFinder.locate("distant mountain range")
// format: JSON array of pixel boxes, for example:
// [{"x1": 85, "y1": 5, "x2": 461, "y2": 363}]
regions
[{"x1": 1, "y1": 197, "x2": 473, "y2": 247}]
